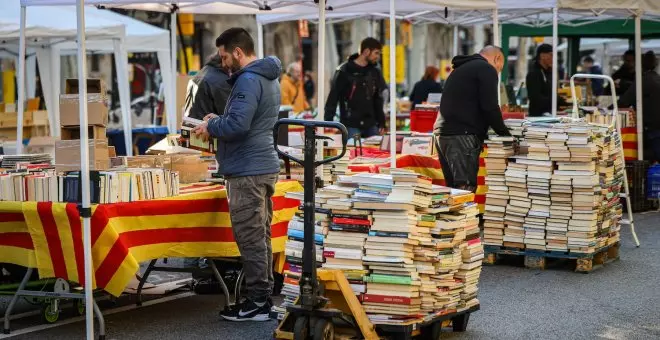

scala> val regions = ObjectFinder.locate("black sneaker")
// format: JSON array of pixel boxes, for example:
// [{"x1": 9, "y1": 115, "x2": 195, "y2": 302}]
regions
[{"x1": 220, "y1": 299, "x2": 271, "y2": 322}]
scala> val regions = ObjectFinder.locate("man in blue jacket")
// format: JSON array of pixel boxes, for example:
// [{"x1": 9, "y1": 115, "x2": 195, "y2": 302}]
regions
[{"x1": 193, "y1": 27, "x2": 281, "y2": 322}]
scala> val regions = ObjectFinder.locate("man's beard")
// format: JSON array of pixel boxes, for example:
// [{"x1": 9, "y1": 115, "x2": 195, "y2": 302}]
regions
[{"x1": 230, "y1": 55, "x2": 241, "y2": 73}]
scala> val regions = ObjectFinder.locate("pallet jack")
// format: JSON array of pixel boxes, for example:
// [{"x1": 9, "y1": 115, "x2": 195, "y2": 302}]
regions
[{"x1": 273, "y1": 119, "x2": 380, "y2": 340}]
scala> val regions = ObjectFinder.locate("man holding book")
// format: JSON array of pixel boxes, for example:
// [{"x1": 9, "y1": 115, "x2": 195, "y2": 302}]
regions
[
  {"x1": 435, "y1": 46, "x2": 511, "y2": 192},
  {"x1": 192, "y1": 27, "x2": 281, "y2": 322}
]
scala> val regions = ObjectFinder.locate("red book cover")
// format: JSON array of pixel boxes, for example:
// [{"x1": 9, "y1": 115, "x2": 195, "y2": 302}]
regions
[
  {"x1": 332, "y1": 217, "x2": 371, "y2": 226},
  {"x1": 284, "y1": 277, "x2": 299, "y2": 286},
  {"x1": 467, "y1": 238, "x2": 482, "y2": 246},
  {"x1": 362, "y1": 294, "x2": 414, "y2": 305},
  {"x1": 323, "y1": 251, "x2": 336, "y2": 258}
]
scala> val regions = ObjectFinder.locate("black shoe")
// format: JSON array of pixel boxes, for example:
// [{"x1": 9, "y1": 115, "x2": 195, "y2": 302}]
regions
[{"x1": 220, "y1": 299, "x2": 271, "y2": 322}]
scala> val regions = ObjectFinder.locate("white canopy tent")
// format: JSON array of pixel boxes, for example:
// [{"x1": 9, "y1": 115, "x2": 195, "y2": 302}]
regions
[
  {"x1": 55, "y1": 6, "x2": 175, "y2": 146},
  {"x1": 0, "y1": 1, "x2": 134, "y2": 154}
]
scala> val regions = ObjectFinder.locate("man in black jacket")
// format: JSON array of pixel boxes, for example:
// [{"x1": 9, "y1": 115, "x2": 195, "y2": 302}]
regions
[
  {"x1": 438, "y1": 46, "x2": 511, "y2": 192},
  {"x1": 618, "y1": 51, "x2": 660, "y2": 161},
  {"x1": 610, "y1": 50, "x2": 636, "y2": 96},
  {"x1": 526, "y1": 44, "x2": 568, "y2": 117},
  {"x1": 325, "y1": 37, "x2": 387, "y2": 138},
  {"x1": 183, "y1": 53, "x2": 231, "y2": 120}
]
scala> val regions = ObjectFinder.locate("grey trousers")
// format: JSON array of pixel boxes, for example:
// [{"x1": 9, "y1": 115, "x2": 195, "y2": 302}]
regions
[{"x1": 226, "y1": 173, "x2": 278, "y2": 301}]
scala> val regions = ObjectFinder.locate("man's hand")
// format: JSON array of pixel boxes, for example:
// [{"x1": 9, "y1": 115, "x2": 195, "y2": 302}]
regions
[
  {"x1": 193, "y1": 121, "x2": 210, "y2": 142},
  {"x1": 379, "y1": 127, "x2": 386, "y2": 135},
  {"x1": 203, "y1": 113, "x2": 219, "y2": 121}
]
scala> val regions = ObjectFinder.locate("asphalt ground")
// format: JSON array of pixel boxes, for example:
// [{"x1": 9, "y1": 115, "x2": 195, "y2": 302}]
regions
[{"x1": 2, "y1": 212, "x2": 659, "y2": 339}]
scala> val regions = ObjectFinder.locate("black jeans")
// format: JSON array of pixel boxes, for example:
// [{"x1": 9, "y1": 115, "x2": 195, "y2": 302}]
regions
[{"x1": 437, "y1": 134, "x2": 482, "y2": 192}]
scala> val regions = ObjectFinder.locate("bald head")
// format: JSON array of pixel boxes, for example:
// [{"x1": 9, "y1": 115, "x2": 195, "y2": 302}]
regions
[
  {"x1": 480, "y1": 45, "x2": 505, "y2": 74},
  {"x1": 287, "y1": 62, "x2": 302, "y2": 81}
]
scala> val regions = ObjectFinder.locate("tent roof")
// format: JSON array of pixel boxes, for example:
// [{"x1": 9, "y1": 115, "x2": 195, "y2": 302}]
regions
[
  {"x1": 21, "y1": 0, "x2": 497, "y2": 14},
  {"x1": 55, "y1": 7, "x2": 170, "y2": 53},
  {"x1": 1, "y1": 1, "x2": 124, "y2": 42}
]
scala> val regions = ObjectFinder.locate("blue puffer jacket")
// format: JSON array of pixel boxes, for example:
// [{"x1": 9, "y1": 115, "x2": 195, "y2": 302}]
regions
[{"x1": 207, "y1": 56, "x2": 282, "y2": 177}]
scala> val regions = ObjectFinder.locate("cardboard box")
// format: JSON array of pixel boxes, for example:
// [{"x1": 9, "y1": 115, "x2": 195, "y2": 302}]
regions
[
  {"x1": 166, "y1": 154, "x2": 210, "y2": 184},
  {"x1": 59, "y1": 94, "x2": 108, "y2": 127},
  {"x1": 0, "y1": 110, "x2": 49, "y2": 127},
  {"x1": 110, "y1": 154, "x2": 209, "y2": 184},
  {"x1": 26, "y1": 136, "x2": 59, "y2": 159},
  {"x1": 65, "y1": 78, "x2": 106, "y2": 96},
  {"x1": 61, "y1": 125, "x2": 107, "y2": 140},
  {"x1": 55, "y1": 139, "x2": 110, "y2": 172}
]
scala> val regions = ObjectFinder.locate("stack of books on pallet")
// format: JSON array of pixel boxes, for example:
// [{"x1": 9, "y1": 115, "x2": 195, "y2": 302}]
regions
[
  {"x1": 484, "y1": 120, "x2": 624, "y2": 253},
  {"x1": 432, "y1": 194, "x2": 479, "y2": 311},
  {"x1": 483, "y1": 135, "x2": 515, "y2": 246},
  {"x1": 275, "y1": 172, "x2": 485, "y2": 323}
]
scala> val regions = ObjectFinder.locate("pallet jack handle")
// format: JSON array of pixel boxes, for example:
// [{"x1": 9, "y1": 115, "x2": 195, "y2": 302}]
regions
[
  {"x1": 274, "y1": 119, "x2": 349, "y2": 166},
  {"x1": 273, "y1": 119, "x2": 348, "y2": 311}
]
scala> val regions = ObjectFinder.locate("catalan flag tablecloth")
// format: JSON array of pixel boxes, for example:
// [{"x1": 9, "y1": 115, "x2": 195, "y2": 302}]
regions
[
  {"x1": 0, "y1": 181, "x2": 302, "y2": 297},
  {"x1": 348, "y1": 153, "x2": 488, "y2": 212}
]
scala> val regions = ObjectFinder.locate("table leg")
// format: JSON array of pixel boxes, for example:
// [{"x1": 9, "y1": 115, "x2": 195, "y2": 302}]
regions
[
  {"x1": 3, "y1": 268, "x2": 33, "y2": 334},
  {"x1": 208, "y1": 260, "x2": 233, "y2": 310},
  {"x1": 93, "y1": 299, "x2": 105, "y2": 340},
  {"x1": 136, "y1": 259, "x2": 158, "y2": 307}
]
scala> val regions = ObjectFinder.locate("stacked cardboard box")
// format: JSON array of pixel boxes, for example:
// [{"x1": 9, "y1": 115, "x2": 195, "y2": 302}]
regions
[{"x1": 56, "y1": 79, "x2": 110, "y2": 172}]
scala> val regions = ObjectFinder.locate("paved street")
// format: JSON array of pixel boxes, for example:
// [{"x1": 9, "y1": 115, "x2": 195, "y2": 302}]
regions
[{"x1": 2, "y1": 212, "x2": 659, "y2": 339}]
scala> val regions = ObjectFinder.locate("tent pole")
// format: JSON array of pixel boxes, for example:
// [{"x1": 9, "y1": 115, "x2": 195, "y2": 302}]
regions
[
  {"x1": 257, "y1": 22, "x2": 264, "y2": 59},
  {"x1": 17, "y1": 5, "x2": 27, "y2": 154},
  {"x1": 635, "y1": 13, "x2": 643, "y2": 160},
  {"x1": 452, "y1": 25, "x2": 459, "y2": 57},
  {"x1": 317, "y1": 0, "x2": 326, "y2": 176},
  {"x1": 170, "y1": 10, "x2": 178, "y2": 133},
  {"x1": 389, "y1": 0, "x2": 396, "y2": 168},
  {"x1": 75, "y1": 2, "x2": 94, "y2": 340},
  {"x1": 493, "y1": 8, "x2": 501, "y2": 105},
  {"x1": 551, "y1": 7, "x2": 558, "y2": 117}
]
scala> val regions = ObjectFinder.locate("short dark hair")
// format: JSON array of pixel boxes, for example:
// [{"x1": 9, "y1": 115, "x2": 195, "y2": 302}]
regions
[
  {"x1": 583, "y1": 56, "x2": 594, "y2": 63},
  {"x1": 623, "y1": 49, "x2": 635, "y2": 58},
  {"x1": 360, "y1": 37, "x2": 382, "y2": 53},
  {"x1": 642, "y1": 51, "x2": 657, "y2": 71},
  {"x1": 215, "y1": 27, "x2": 255, "y2": 56}
]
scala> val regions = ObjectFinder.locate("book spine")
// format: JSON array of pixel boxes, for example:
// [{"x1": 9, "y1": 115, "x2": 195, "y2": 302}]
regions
[{"x1": 362, "y1": 294, "x2": 412, "y2": 305}]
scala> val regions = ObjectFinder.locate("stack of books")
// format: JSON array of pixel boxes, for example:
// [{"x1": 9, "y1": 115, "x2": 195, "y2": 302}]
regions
[
  {"x1": 0, "y1": 167, "x2": 181, "y2": 203},
  {"x1": 484, "y1": 120, "x2": 624, "y2": 253},
  {"x1": 483, "y1": 136, "x2": 515, "y2": 246}
]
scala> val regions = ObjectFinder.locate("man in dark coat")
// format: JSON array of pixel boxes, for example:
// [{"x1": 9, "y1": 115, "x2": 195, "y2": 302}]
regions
[
  {"x1": 526, "y1": 44, "x2": 568, "y2": 116},
  {"x1": 183, "y1": 53, "x2": 231, "y2": 120},
  {"x1": 437, "y1": 46, "x2": 512, "y2": 192}
]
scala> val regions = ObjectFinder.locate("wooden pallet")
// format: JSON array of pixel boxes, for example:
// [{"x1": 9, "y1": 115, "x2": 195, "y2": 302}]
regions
[{"x1": 484, "y1": 242, "x2": 620, "y2": 273}]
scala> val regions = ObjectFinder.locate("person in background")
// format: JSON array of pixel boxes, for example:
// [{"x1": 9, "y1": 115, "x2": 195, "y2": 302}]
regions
[
  {"x1": 304, "y1": 70, "x2": 315, "y2": 108},
  {"x1": 409, "y1": 66, "x2": 443, "y2": 106},
  {"x1": 192, "y1": 27, "x2": 281, "y2": 322},
  {"x1": 325, "y1": 37, "x2": 387, "y2": 138},
  {"x1": 436, "y1": 46, "x2": 512, "y2": 192},
  {"x1": 618, "y1": 51, "x2": 660, "y2": 162},
  {"x1": 280, "y1": 62, "x2": 309, "y2": 113},
  {"x1": 183, "y1": 53, "x2": 231, "y2": 120},
  {"x1": 611, "y1": 49, "x2": 636, "y2": 96},
  {"x1": 581, "y1": 56, "x2": 604, "y2": 97},
  {"x1": 526, "y1": 44, "x2": 568, "y2": 117}
]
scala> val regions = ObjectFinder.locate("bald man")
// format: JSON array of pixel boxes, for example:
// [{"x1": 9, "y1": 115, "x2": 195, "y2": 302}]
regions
[
  {"x1": 280, "y1": 62, "x2": 309, "y2": 113},
  {"x1": 436, "y1": 45, "x2": 511, "y2": 192}
]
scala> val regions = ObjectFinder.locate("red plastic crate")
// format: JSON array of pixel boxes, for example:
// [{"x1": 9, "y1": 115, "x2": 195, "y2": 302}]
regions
[{"x1": 410, "y1": 110, "x2": 439, "y2": 133}]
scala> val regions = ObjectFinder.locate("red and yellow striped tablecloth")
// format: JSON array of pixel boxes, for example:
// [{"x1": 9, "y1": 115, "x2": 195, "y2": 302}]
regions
[
  {"x1": 0, "y1": 181, "x2": 302, "y2": 297},
  {"x1": 348, "y1": 153, "x2": 488, "y2": 212},
  {"x1": 621, "y1": 127, "x2": 638, "y2": 161}
]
